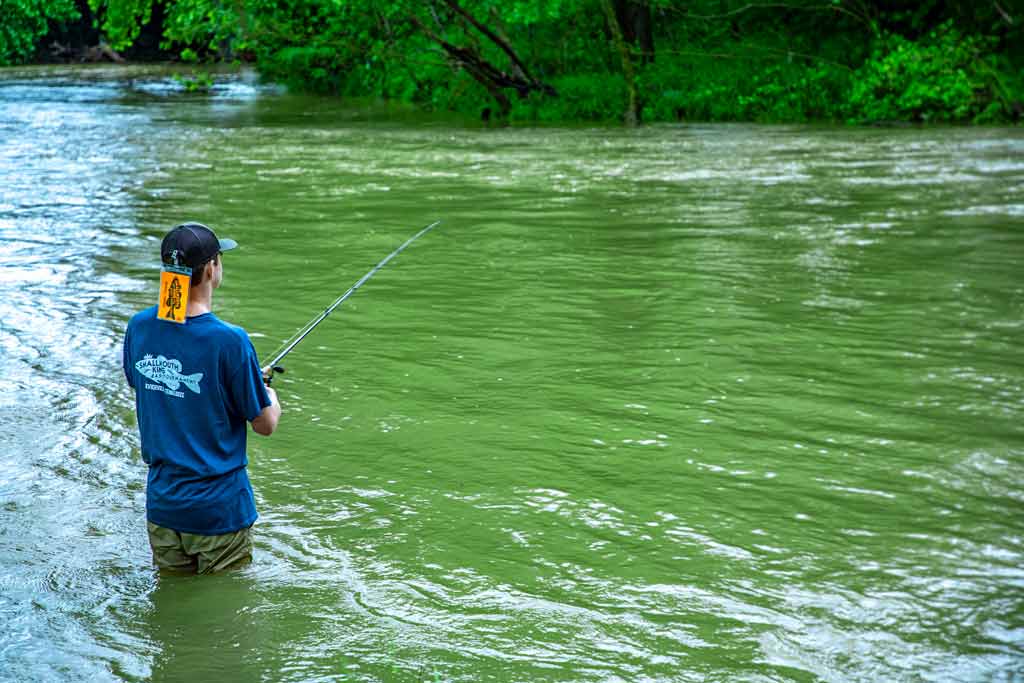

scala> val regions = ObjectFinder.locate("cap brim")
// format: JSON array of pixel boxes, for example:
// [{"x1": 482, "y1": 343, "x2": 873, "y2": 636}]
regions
[{"x1": 218, "y1": 238, "x2": 238, "y2": 252}]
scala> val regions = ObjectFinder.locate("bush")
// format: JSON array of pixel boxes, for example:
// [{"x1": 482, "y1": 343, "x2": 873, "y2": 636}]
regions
[
  {"x1": 511, "y1": 73, "x2": 625, "y2": 121},
  {"x1": 848, "y1": 22, "x2": 1002, "y2": 123},
  {"x1": 0, "y1": 0, "x2": 78, "y2": 65},
  {"x1": 737, "y1": 63, "x2": 849, "y2": 122},
  {"x1": 638, "y1": 58, "x2": 741, "y2": 122},
  {"x1": 261, "y1": 46, "x2": 346, "y2": 94},
  {"x1": 637, "y1": 55, "x2": 849, "y2": 123}
]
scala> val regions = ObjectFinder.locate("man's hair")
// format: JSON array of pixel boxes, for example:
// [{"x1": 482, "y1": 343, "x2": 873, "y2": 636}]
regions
[{"x1": 191, "y1": 253, "x2": 218, "y2": 287}]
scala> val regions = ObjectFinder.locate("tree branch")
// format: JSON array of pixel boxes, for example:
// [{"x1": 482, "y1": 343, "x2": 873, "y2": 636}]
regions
[
  {"x1": 660, "y1": 2, "x2": 875, "y2": 32},
  {"x1": 649, "y1": 44, "x2": 854, "y2": 72},
  {"x1": 994, "y1": 1, "x2": 1015, "y2": 25},
  {"x1": 409, "y1": 14, "x2": 513, "y2": 117},
  {"x1": 410, "y1": 6, "x2": 556, "y2": 104},
  {"x1": 441, "y1": 0, "x2": 535, "y2": 83}
]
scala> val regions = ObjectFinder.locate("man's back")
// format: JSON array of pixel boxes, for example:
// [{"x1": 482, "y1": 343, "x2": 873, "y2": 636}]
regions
[{"x1": 123, "y1": 305, "x2": 270, "y2": 535}]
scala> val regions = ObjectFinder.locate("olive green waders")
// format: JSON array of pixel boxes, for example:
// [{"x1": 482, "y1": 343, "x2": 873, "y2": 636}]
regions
[{"x1": 147, "y1": 521, "x2": 253, "y2": 574}]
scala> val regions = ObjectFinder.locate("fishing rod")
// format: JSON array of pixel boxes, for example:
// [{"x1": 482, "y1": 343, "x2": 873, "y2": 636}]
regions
[{"x1": 261, "y1": 219, "x2": 441, "y2": 385}]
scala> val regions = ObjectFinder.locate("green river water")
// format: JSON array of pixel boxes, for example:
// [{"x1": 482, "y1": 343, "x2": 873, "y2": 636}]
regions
[{"x1": 0, "y1": 66, "x2": 1022, "y2": 682}]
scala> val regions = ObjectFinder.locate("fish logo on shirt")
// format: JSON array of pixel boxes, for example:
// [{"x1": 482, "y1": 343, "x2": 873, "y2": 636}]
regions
[{"x1": 135, "y1": 355, "x2": 203, "y2": 394}]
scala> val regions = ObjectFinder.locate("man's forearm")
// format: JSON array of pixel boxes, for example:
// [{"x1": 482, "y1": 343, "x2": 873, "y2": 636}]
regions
[{"x1": 252, "y1": 388, "x2": 281, "y2": 436}]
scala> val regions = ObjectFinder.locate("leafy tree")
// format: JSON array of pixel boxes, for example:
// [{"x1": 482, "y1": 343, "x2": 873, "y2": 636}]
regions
[
  {"x1": 87, "y1": 0, "x2": 153, "y2": 51},
  {"x1": 36, "y1": 0, "x2": 1024, "y2": 124},
  {"x1": 849, "y1": 22, "x2": 994, "y2": 122},
  {"x1": 0, "y1": 0, "x2": 79, "y2": 65}
]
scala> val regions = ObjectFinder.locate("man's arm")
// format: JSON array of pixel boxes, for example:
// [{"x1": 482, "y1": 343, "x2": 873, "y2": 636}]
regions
[
  {"x1": 251, "y1": 386, "x2": 281, "y2": 436},
  {"x1": 122, "y1": 323, "x2": 135, "y2": 389}
]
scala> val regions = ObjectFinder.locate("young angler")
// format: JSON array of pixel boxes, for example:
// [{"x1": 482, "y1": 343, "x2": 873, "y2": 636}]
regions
[{"x1": 123, "y1": 222, "x2": 281, "y2": 573}]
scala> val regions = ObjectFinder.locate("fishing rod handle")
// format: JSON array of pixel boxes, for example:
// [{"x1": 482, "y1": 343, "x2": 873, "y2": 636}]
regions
[{"x1": 263, "y1": 365, "x2": 285, "y2": 387}]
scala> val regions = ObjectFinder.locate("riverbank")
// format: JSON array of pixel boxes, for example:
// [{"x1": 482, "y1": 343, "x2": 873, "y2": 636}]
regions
[
  {"x1": 2, "y1": 2, "x2": 1022, "y2": 126},
  {"x1": 3, "y1": 57, "x2": 1021, "y2": 130}
]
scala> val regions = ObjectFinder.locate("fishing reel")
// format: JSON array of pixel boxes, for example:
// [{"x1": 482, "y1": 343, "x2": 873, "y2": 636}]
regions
[{"x1": 263, "y1": 365, "x2": 285, "y2": 387}]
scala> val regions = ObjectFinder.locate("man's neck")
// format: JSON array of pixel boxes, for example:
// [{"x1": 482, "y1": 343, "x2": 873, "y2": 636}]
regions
[{"x1": 186, "y1": 285, "x2": 213, "y2": 317}]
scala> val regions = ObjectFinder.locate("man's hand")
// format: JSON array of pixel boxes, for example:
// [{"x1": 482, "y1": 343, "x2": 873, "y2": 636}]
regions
[
  {"x1": 261, "y1": 365, "x2": 284, "y2": 386},
  {"x1": 252, "y1": 385, "x2": 281, "y2": 436}
]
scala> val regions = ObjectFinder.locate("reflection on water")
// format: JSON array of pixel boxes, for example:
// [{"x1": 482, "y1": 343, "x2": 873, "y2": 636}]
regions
[{"x1": 1, "y1": 66, "x2": 1022, "y2": 682}]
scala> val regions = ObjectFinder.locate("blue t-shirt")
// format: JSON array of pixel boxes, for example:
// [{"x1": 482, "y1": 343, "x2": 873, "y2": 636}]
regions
[{"x1": 122, "y1": 306, "x2": 271, "y2": 535}]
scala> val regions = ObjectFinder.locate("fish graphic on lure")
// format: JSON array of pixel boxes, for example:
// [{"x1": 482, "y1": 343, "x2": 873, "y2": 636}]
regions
[{"x1": 135, "y1": 354, "x2": 203, "y2": 394}]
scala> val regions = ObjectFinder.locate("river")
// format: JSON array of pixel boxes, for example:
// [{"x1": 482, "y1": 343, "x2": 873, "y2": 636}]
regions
[{"x1": 0, "y1": 65, "x2": 1022, "y2": 682}]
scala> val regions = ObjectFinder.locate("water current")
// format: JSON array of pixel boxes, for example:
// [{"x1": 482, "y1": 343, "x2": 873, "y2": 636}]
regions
[{"x1": 1, "y1": 65, "x2": 1022, "y2": 682}]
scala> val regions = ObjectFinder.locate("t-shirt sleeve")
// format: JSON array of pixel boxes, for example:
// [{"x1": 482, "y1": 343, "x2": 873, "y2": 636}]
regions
[
  {"x1": 227, "y1": 338, "x2": 272, "y2": 422},
  {"x1": 122, "y1": 323, "x2": 134, "y2": 389}
]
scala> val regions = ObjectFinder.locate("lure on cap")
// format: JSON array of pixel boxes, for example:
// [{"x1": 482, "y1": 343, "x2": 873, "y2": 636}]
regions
[{"x1": 157, "y1": 263, "x2": 192, "y2": 324}]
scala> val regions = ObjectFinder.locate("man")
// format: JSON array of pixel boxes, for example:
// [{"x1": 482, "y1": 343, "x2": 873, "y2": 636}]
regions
[{"x1": 122, "y1": 222, "x2": 281, "y2": 573}]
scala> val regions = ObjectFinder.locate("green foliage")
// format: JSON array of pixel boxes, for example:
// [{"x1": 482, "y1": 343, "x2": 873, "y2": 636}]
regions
[
  {"x1": 513, "y1": 73, "x2": 626, "y2": 121},
  {"x1": 173, "y1": 69, "x2": 213, "y2": 92},
  {"x1": 18, "y1": 0, "x2": 1023, "y2": 124},
  {"x1": 739, "y1": 64, "x2": 845, "y2": 122},
  {"x1": 847, "y1": 22, "x2": 1006, "y2": 123},
  {"x1": 638, "y1": 54, "x2": 850, "y2": 123},
  {"x1": 162, "y1": 0, "x2": 249, "y2": 56},
  {"x1": 87, "y1": 0, "x2": 153, "y2": 51},
  {"x1": 262, "y1": 46, "x2": 345, "y2": 94},
  {"x1": 0, "y1": 0, "x2": 79, "y2": 65}
]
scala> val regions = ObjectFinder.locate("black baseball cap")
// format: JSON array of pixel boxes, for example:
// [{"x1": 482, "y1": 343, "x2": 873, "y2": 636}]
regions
[{"x1": 161, "y1": 222, "x2": 238, "y2": 269}]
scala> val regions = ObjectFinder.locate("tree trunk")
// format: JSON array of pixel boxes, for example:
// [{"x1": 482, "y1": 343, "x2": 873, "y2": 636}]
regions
[
  {"x1": 601, "y1": 0, "x2": 639, "y2": 126},
  {"x1": 613, "y1": 0, "x2": 654, "y2": 64}
]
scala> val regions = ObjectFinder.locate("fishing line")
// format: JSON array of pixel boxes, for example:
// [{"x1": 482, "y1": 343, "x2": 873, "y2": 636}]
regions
[
  {"x1": 263, "y1": 311, "x2": 320, "y2": 366},
  {"x1": 260, "y1": 219, "x2": 442, "y2": 384}
]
